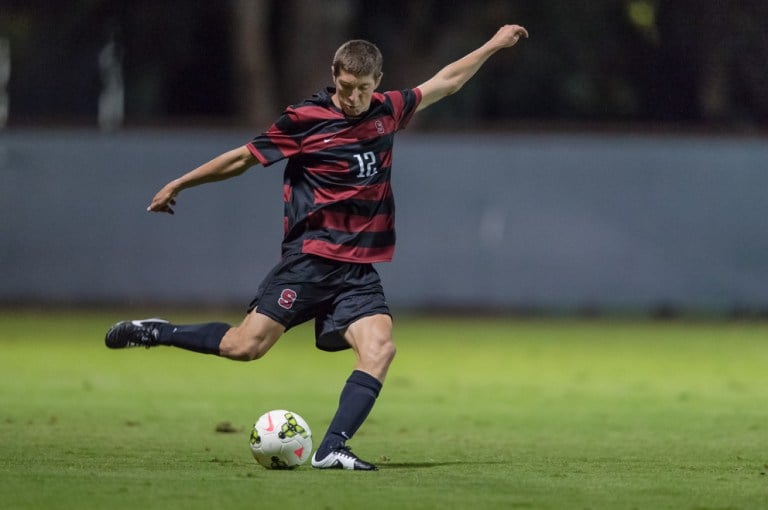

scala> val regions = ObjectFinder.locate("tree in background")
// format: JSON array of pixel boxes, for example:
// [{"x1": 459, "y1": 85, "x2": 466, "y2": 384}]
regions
[{"x1": 0, "y1": 0, "x2": 766, "y2": 128}]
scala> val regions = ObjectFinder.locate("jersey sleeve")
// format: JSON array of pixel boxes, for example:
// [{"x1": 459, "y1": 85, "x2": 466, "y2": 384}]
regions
[
  {"x1": 246, "y1": 108, "x2": 304, "y2": 167},
  {"x1": 385, "y1": 89, "x2": 422, "y2": 131}
]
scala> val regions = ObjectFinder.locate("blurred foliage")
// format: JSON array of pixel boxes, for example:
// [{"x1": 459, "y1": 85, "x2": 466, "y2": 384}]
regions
[{"x1": 1, "y1": 0, "x2": 766, "y2": 129}]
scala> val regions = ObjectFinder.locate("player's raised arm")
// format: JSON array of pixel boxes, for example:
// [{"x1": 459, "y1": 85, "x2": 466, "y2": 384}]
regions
[
  {"x1": 147, "y1": 145, "x2": 259, "y2": 214},
  {"x1": 416, "y1": 24, "x2": 528, "y2": 112}
]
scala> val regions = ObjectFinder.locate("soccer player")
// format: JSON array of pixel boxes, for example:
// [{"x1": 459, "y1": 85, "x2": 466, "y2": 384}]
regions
[{"x1": 105, "y1": 24, "x2": 528, "y2": 470}]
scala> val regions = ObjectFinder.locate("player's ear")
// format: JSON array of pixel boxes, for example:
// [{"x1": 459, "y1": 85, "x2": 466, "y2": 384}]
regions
[
  {"x1": 374, "y1": 72, "x2": 383, "y2": 89},
  {"x1": 330, "y1": 65, "x2": 336, "y2": 82}
]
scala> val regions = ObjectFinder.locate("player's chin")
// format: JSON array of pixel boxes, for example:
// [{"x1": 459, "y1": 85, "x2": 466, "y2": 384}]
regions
[{"x1": 343, "y1": 105, "x2": 364, "y2": 117}]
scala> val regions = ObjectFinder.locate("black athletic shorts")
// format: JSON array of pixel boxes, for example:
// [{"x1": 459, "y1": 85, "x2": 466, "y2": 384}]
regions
[{"x1": 247, "y1": 253, "x2": 390, "y2": 352}]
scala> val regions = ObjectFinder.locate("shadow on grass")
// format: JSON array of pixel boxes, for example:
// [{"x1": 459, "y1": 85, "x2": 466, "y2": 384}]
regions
[{"x1": 381, "y1": 460, "x2": 510, "y2": 469}]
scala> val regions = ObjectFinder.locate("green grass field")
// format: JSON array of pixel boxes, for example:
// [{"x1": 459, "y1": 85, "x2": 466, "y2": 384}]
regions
[{"x1": 1, "y1": 310, "x2": 766, "y2": 510}]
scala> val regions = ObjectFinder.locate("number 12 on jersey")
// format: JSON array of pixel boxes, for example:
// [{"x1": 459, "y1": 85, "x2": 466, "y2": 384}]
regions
[{"x1": 353, "y1": 151, "x2": 378, "y2": 178}]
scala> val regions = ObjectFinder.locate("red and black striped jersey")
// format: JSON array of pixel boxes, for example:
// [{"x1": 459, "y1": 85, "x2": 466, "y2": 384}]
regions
[{"x1": 247, "y1": 86, "x2": 422, "y2": 263}]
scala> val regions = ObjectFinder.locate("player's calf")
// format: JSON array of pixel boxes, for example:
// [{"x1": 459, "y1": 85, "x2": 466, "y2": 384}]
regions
[
  {"x1": 218, "y1": 312, "x2": 285, "y2": 361},
  {"x1": 105, "y1": 319, "x2": 230, "y2": 355}
]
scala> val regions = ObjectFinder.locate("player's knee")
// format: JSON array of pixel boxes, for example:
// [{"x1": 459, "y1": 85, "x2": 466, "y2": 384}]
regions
[
  {"x1": 220, "y1": 330, "x2": 271, "y2": 362},
  {"x1": 229, "y1": 342, "x2": 269, "y2": 361},
  {"x1": 382, "y1": 337, "x2": 396, "y2": 365},
  {"x1": 242, "y1": 344, "x2": 269, "y2": 361},
  {"x1": 364, "y1": 333, "x2": 396, "y2": 368}
]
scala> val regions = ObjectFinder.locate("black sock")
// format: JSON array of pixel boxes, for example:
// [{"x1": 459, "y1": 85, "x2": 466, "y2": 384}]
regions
[
  {"x1": 317, "y1": 370, "x2": 382, "y2": 457},
  {"x1": 156, "y1": 322, "x2": 230, "y2": 355}
]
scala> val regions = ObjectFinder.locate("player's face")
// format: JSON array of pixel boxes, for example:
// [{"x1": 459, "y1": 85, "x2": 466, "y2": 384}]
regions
[{"x1": 332, "y1": 69, "x2": 382, "y2": 117}]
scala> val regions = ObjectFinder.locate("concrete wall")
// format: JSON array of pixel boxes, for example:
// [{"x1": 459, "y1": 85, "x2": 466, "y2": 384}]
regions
[{"x1": 2, "y1": 129, "x2": 767, "y2": 312}]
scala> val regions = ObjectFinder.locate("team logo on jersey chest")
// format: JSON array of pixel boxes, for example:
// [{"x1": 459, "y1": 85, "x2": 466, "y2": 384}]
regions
[{"x1": 375, "y1": 120, "x2": 385, "y2": 134}]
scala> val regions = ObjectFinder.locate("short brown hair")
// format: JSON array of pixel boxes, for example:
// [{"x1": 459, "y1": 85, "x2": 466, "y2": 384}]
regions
[{"x1": 332, "y1": 40, "x2": 383, "y2": 79}]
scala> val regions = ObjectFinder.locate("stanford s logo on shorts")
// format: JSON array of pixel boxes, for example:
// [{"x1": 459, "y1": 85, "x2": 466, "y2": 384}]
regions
[{"x1": 278, "y1": 288, "x2": 298, "y2": 310}]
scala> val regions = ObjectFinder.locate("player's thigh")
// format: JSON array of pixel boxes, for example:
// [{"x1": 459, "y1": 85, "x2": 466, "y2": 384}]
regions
[
  {"x1": 220, "y1": 309, "x2": 285, "y2": 360},
  {"x1": 344, "y1": 314, "x2": 395, "y2": 362}
]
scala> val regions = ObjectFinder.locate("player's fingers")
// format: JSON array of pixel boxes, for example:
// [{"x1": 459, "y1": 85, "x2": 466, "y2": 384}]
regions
[
  {"x1": 510, "y1": 25, "x2": 528, "y2": 38},
  {"x1": 147, "y1": 202, "x2": 168, "y2": 213}
]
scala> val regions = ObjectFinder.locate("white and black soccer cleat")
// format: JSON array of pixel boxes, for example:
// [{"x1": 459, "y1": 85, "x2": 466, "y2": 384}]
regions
[
  {"x1": 311, "y1": 446, "x2": 378, "y2": 471},
  {"x1": 104, "y1": 318, "x2": 168, "y2": 349}
]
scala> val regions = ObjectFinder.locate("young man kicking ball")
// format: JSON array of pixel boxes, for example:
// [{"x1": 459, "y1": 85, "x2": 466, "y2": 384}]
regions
[{"x1": 106, "y1": 24, "x2": 529, "y2": 470}]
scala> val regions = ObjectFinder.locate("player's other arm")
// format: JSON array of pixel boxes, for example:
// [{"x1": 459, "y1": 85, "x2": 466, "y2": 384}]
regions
[
  {"x1": 416, "y1": 24, "x2": 528, "y2": 112},
  {"x1": 148, "y1": 145, "x2": 259, "y2": 214}
]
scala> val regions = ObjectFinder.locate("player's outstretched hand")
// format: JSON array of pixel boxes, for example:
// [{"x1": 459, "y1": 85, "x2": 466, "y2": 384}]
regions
[
  {"x1": 147, "y1": 184, "x2": 178, "y2": 214},
  {"x1": 489, "y1": 24, "x2": 529, "y2": 49}
]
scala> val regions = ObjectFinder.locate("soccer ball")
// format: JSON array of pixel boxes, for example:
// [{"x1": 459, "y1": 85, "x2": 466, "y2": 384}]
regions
[{"x1": 249, "y1": 409, "x2": 313, "y2": 469}]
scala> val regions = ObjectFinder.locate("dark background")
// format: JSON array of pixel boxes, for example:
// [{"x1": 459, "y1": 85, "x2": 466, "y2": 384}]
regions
[
  {"x1": 1, "y1": 1, "x2": 767, "y2": 314},
  {"x1": 2, "y1": 0, "x2": 767, "y2": 130}
]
